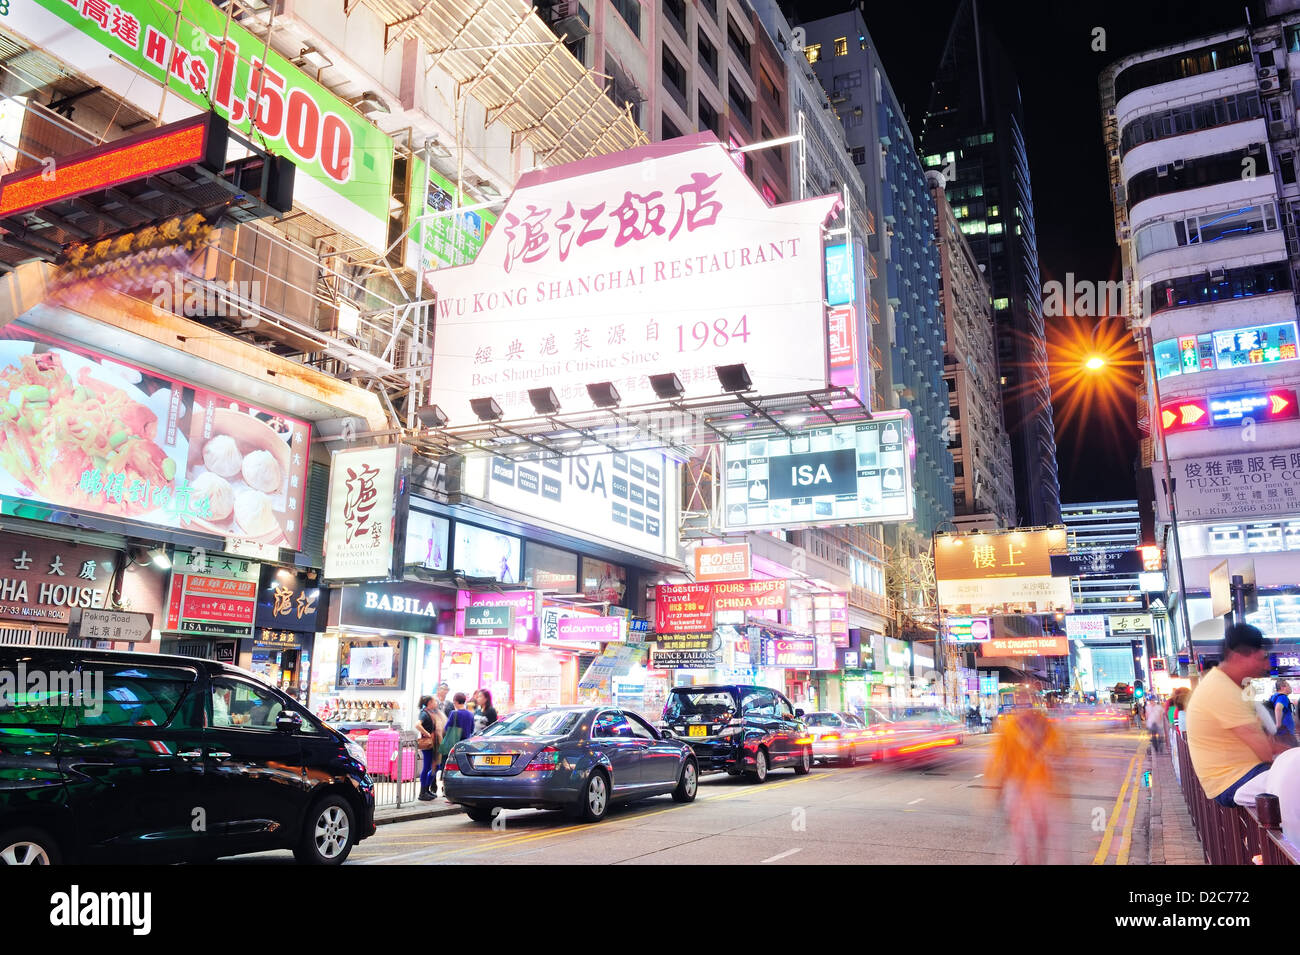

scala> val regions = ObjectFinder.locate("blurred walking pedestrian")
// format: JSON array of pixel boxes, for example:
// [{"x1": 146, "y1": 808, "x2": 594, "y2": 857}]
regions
[
  {"x1": 986, "y1": 708, "x2": 1067, "y2": 864},
  {"x1": 416, "y1": 695, "x2": 445, "y2": 801}
]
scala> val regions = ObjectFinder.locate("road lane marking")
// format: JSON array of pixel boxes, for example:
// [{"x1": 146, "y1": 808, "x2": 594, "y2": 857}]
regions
[
  {"x1": 760, "y1": 848, "x2": 802, "y2": 863},
  {"x1": 1115, "y1": 756, "x2": 1146, "y2": 865},
  {"x1": 972, "y1": 773, "x2": 984, "y2": 779},
  {"x1": 1091, "y1": 738, "x2": 1147, "y2": 865},
  {"x1": 907, "y1": 798, "x2": 924, "y2": 805}
]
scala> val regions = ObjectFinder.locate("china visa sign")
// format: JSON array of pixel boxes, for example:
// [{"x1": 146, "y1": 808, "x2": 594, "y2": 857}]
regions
[{"x1": 428, "y1": 133, "x2": 841, "y2": 423}]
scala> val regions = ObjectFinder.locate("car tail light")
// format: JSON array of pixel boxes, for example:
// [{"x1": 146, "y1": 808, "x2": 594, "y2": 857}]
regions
[
  {"x1": 525, "y1": 746, "x2": 561, "y2": 772},
  {"x1": 793, "y1": 735, "x2": 813, "y2": 745},
  {"x1": 443, "y1": 755, "x2": 460, "y2": 775},
  {"x1": 822, "y1": 733, "x2": 840, "y2": 741},
  {"x1": 718, "y1": 718, "x2": 744, "y2": 738}
]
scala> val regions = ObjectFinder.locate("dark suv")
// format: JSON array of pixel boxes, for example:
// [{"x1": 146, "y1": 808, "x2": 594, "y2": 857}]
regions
[
  {"x1": 0, "y1": 647, "x2": 375, "y2": 865},
  {"x1": 660, "y1": 684, "x2": 811, "y2": 783}
]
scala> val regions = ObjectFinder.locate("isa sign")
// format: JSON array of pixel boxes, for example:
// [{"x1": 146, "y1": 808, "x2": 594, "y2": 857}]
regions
[{"x1": 722, "y1": 414, "x2": 914, "y2": 530}]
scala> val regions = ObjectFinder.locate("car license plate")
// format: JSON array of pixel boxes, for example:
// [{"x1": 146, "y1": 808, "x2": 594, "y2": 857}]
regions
[
  {"x1": 689, "y1": 725, "x2": 708, "y2": 738},
  {"x1": 474, "y1": 754, "x2": 513, "y2": 767}
]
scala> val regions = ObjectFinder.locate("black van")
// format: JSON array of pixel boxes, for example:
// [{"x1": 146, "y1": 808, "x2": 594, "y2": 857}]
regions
[
  {"x1": 659, "y1": 684, "x2": 812, "y2": 783},
  {"x1": 0, "y1": 646, "x2": 375, "y2": 865}
]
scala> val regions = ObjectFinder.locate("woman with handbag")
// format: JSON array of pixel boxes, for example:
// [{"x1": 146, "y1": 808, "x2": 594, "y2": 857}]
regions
[{"x1": 417, "y1": 695, "x2": 442, "y2": 801}]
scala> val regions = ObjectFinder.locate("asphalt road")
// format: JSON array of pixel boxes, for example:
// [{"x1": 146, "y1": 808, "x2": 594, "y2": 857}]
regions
[{"x1": 222, "y1": 723, "x2": 1154, "y2": 865}]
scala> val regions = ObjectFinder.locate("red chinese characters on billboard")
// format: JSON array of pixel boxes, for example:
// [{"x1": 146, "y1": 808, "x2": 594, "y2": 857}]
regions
[
  {"x1": 342, "y1": 460, "x2": 382, "y2": 545},
  {"x1": 655, "y1": 583, "x2": 715, "y2": 634}
]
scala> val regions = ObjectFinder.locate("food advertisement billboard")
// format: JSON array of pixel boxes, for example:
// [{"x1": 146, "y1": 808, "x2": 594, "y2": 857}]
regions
[{"x1": 0, "y1": 326, "x2": 310, "y2": 549}]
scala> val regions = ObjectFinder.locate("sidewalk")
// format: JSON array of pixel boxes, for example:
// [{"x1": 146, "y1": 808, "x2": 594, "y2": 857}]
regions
[
  {"x1": 1145, "y1": 741, "x2": 1205, "y2": 865},
  {"x1": 375, "y1": 797, "x2": 462, "y2": 827}
]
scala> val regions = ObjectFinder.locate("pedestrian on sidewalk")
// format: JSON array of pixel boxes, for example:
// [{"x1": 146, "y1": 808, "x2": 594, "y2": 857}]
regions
[
  {"x1": 439, "y1": 692, "x2": 476, "y2": 795},
  {"x1": 474, "y1": 688, "x2": 498, "y2": 729},
  {"x1": 1269, "y1": 679, "x2": 1296, "y2": 748},
  {"x1": 1167, "y1": 686, "x2": 1191, "y2": 785},
  {"x1": 416, "y1": 695, "x2": 445, "y2": 801},
  {"x1": 986, "y1": 708, "x2": 1067, "y2": 864},
  {"x1": 1146, "y1": 695, "x2": 1165, "y2": 753},
  {"x1": 435, "y1": 682, "x2": 454, "y2": 718},
  {"x1": 1186, "y1": 624, "x2": 1290, "y2": 807}
]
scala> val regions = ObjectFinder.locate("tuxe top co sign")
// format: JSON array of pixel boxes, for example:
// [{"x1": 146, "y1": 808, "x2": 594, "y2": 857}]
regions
[{"x1": 428, "y1": 134, "x2": 840, "y2": 424}]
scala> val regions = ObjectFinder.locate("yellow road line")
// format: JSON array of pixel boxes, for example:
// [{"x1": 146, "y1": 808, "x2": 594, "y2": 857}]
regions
[
  {"x1": 394, "y1": 770, "x2": 832, "y2": 863},
  {"x1": 1091, "y1": 738, "x2": 1146, "y2": 865},
  {"x1": 1115, "y1": 754, "x2": 1147, "y2": 865}
]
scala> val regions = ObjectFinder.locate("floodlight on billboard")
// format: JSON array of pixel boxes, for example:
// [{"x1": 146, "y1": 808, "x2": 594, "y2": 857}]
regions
[
  {"x1": 426, "y1": 133, "x2": 841, "y2": 425},
  {"x1": 721, "y1": 412, "x2": 915, "y2": 530}
]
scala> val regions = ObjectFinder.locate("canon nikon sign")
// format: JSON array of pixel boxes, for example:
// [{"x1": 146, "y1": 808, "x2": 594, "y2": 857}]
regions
[{"x1": 428, "y1": 133, "x2": 841, "y2": 423}]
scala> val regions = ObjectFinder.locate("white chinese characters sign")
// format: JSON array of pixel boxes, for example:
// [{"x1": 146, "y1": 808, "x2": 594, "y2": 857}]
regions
[
  {"x1": 323, "y1": 446, "x2": 405, "y2": 582},
  {"x1": 428, "y1": 134, "x2": 840, "y2": 422},
  {"x1": 1157, "y1": 447, "x2": 1300, "y2": 522}
]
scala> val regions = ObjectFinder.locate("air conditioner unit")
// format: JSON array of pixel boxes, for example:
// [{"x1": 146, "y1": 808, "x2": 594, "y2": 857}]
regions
[
  {"x1": 1209, "y1": 267, "x2": 1226, "y2": 283},
  {"x1": 1260, "y1": 66, "x2": 1278, "y2": 80},
  {"x1": 1156, "y1": 164, "x2": 1169, "y2": 177},
  {"x1": 1172, "y1": 158, "x2": 1185, "y2": 170},
  {"x1": 1262, "y1": 77, "x2": 1279, "y2": 92}
]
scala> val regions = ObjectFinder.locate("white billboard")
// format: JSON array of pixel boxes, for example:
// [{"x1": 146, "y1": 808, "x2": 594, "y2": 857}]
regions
[
  {"x1": 428, "y1": 134, "x2": 840, "y2": 423},
  {"x1": 323, "y1": 445, "x2": 407, "y2": 582},
  {"x1": 1065, "y1": 614, "x2": 1107, "y2": 641},
  {"x1": 721, "y1": 413, "x2": 914, "y2": 530},
  {"x1": 936, "y1": 576, "x2": 1074, "y2": 615},
  {"x1": 1157, "y1": 446, "x2": 1300, "y2": 522},
  {"x1": 463, "y1": 448, "x2": 679, "y2": 562}
]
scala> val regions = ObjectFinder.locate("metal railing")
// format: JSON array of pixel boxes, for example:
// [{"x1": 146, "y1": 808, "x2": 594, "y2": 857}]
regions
[
  {"x1": 1173, "y1": 729, "x2": 1299, "y2": 864},
  {"x1": 371, "y1": 733, "x2": 424, "y2": 810}
]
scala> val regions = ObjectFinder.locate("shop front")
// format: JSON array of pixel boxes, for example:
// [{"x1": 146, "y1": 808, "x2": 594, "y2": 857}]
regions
[
  {"x1": 249, "y1": 564, "x2": 323, "y2": 702},
  {"x1": 315, "y1": 581, "x2": 457, "y2": 736},
  {"x1": 161, "y1": 547, "x2": 261, "y2": 659},
  {"x1": 0, "y1": 531, "x2": 166, "y2": 647}
]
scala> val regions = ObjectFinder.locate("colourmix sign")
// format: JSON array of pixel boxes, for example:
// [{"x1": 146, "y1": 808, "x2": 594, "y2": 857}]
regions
[
  {"x1": 6, "y1": 0, "x2": 395, "y2": 249},
  {"x1": 428, "y1": 133, "x2": 840, "y2": 423}
]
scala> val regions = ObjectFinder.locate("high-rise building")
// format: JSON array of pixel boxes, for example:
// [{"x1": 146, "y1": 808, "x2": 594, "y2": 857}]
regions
[
  {"x1": 920, "y1": 0, "x2": 1061, "y2": 527},
  {"x1": 800, "y1": 8, "x2": 954, "y2": 542},
  {"x1": 1100, "y1": 1, "x2": 1300, "y2": 661},
  {"x1": 540, "y1": 0, "x2": 790, "y2": 202},
  {"x1": 930, "y1": 172, "x2": 1017, "y2": 529}
]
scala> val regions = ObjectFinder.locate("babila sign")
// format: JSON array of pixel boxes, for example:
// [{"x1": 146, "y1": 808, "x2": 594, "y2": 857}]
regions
[{"x1": 429, "y1": 133, "x2": 840, "y2": 423}]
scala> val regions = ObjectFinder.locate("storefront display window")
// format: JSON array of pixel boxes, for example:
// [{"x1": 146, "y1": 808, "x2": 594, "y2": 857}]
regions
[
  {"x1": 581, "y1": 557, "x2": 626, "y2": 603},
  {"x1": 337, "y1": 636, "x2": 406, "y2": 688},
  {"x1": 1154, "y1": 321, "x2": 1299, "y2": 379},
  {"x1": 454, "y1": 522, "x2": 521, "y2": 582},
  {"x1": 524, "y1": 542, "x2": 579, "y2": 592},
  {"x1": 405, "y1": 507, "x2": 450, "y2": 570},
  {"x1": 515, "y1": 649, "x2": 563, "y2": 708}
]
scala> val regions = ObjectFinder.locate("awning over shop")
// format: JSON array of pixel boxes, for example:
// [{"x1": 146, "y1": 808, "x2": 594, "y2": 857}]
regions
[
  {"x1": 354, "y1": 0, "x2": 646, "y2": 164},
  {"x1": 0, "y1": 260, "x2": 387, "y2": 431}
]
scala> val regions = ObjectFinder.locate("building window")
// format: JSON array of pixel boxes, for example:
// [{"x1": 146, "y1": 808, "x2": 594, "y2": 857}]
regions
[
  {"x1": 1125, "y1": 146, "x2": 1269, "y2": 208},
  {"x1": 1113, "y1": 38, "x2": 1252, "y2": 101},
  {"x1": 1120, "y1": 91, "x2": 1262, "y2": 156},
  {"x1": 610, "y1": 0, "x2": 641, "y2": 39},
  {"x1": 662, "y1": 113, "x2": 683, "y2": 140},
  {"x1": 1153, "y1": 319, "x2": 1298, "y2": 379},
  {"x1": 662, "y1": 45, "x2": 688, "y2": 107},
  {"x1": 834, "y1": 36, "x2": 848, "y2": 56},
  {"x1": 850, "y1": 146, "x2": 866, "y2": 165},
  {"x1": 728, "y1": 75, "x2": 752, "y2": 129},
  {"x1": 698, "y1": 31, "x2": 719, "y2": 81},
  {"x1": 698, "y1": 93, "x2": 720, "y2": 135},
  {"x1": 663, "y1": 0, "x2": 686, "y2": 36},
  {"x1": 1147, "y1": 262, "x2": 1291, "y2": 319},
  {"x1": 987, "y1": 223, "x2": 1003, "y2": 235},
  {"x1": 761, "y1": 180, "x2": 777, "y2": 204},
  {"x1": 726, "y1": 14, "x2": 750, "y2": 66},
  {"x1": 804, "y1": 43, "x2": 821, "y2": 64},
  {"x1": 833, "y1": 69, "x2": 861, "y2": 92},
  {"x1": 1134, "y1": 202, "x2": 1279, "y2": 260},
  {"x1": 992, "y1": 297, "x2": 1009, "y2": 310}
]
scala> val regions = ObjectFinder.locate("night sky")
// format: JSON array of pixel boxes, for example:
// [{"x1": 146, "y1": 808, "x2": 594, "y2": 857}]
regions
[{"x1": 791, "y1": 0, "x2": 1249, "y2": 504}]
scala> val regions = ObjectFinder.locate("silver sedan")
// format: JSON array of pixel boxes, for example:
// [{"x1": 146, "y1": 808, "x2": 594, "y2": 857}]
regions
[
  {"x1": 443, "y1": 706, "x2": 699, "y2": 824},
  {"x1": 804, "y1": 711, "x2": 871, "y2": 766}
]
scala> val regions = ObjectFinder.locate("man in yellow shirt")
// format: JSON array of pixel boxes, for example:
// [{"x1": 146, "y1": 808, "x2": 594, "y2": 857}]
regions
[{"x1": 1186, "y1": 624, "x2": 1290, "y2": 806}]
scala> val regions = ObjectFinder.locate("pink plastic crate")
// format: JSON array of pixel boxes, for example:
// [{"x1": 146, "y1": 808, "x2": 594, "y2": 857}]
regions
[{"x1": 363, "y1": 731, "x2": 416, "y2": 781}]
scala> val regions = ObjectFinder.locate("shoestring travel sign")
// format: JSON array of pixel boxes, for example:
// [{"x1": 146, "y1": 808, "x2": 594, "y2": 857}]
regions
[
  {"x1": 721, "y1": 412, "x2": 915, "y2": 531},
  {"x1": 7, "y1": 0, "x2": 396, "y2": 250},
  {"x1": 427, "y1": 132, "x2": 841, "y2": 424}
]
